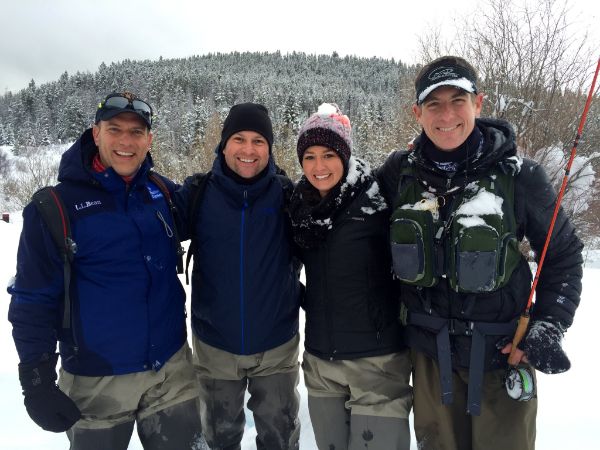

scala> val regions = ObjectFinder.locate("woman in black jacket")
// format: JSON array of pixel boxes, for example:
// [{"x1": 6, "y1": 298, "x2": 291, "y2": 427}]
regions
[{"x1": 289, "y1": 103, "x2": 412, "y2": 450}]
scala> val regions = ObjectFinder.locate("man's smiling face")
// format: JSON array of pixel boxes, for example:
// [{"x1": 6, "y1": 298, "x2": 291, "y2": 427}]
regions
[
  {"x1": 92, "y1": 113, "x2": 152, "y2": 176},
  {"x1": 413, "y1": 86, "x2": 483, "y2": 151},
  {"x1": 222, "y1": 130, "x2": 270, "y2": 178}
]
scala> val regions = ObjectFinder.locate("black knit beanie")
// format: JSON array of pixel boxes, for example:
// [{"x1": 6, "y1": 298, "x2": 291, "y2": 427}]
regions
[{"x1": 220, "y1": 103, "x2": 274, "y2": 152}]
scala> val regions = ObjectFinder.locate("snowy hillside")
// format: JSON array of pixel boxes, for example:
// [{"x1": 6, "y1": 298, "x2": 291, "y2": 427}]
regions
[{"x1": 1, "y1": 215, "x2": 598, "y2": 449}]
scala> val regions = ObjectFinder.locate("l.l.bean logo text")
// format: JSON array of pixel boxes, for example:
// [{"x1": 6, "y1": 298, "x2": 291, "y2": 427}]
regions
[{"x1": 75, "y1": 200, "x2": 102, "y2": 211}]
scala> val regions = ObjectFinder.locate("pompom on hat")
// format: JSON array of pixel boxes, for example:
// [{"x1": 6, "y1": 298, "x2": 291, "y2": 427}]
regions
[{"x1": 296, "y1": 103, "x2": 352, "y2": 167}]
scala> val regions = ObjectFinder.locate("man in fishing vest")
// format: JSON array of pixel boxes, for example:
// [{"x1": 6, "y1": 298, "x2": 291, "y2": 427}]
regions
[{"x1": 376, "y1": 56, "x2": 583, "y2": 450}]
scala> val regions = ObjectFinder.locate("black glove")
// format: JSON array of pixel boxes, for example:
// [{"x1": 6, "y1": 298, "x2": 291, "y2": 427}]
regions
[
  {"x1": 522, "y1": 320, "x2": 571, "y2": 374},
  {"x1": 18, "y1": 353, "x2": 81, "y2": 432}
]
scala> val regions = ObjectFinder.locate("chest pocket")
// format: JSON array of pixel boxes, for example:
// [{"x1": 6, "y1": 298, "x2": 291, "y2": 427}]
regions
[
  {"x1": 390, "y1": 168, "x2": 521, "y2": 294},
  {"x1": 390, "y1": 206, "x2": 439, "y2": 287}
]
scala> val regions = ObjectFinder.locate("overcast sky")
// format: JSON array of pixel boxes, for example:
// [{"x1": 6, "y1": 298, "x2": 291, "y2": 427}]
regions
[{"x1": 1, "y1": 0, "x2": 598, "y2": 94}]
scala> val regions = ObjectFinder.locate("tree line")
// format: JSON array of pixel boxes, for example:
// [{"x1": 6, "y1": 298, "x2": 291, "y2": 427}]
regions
[{"x1": 0, "y1": 0, "x2": 598, "y2": 242}]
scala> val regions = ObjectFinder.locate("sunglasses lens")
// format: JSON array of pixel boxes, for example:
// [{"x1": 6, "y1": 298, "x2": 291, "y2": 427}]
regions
[
  {"x1": 103, "y1": 96, "x2": 130, "y2": 109},
  {"x1": 132, "y1": 100, "x2": 152, "y2": 116},
  {"x1": 100, "y1": 95, "x2": 152, "y2": 126}
]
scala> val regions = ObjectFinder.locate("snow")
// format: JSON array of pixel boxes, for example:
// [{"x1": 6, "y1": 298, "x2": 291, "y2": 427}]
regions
[
  {"x1": 315, "y1": 217, "x2": 332, "y2": 229},
  {"x1": 343, "y1": 156, "x2": 361, "y2": 185},
  {"x1": 457, "y1": 215, "x2": 487, "y2": 228},
  {"x1": 491, "y1": 93, "x2": 534, "y2": 118},
  {"x1": 456, "y1": 188, "x2": 504, "y2": 217},
  {"x1": 1, "y1": 215, "x2": 599, "y2": 449},
  {"x1": 401, "y1": 193, "x2": 439, "y2": 219},
  {"x1": 534, "y1": 145, "x2": 596, "y2": 216},
  {"x1": 506, "y1": 155, "x2": 523, "y2": 173},
  {"x1": 0, "y1": 145, "x2": 15, "y2": 160},
  {"x1": 365, "y1": 180, "x2": 380, "y2": 199},
  {"x1": 340, "y1": 157, "x2": 386, "y2": 215}
]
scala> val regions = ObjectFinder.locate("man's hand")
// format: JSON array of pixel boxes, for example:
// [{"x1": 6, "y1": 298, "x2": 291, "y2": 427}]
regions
[
  {"x1": 500, "y1": 342, "x2": 529, "y2": 365},
  {"x1": 18, "y1": 353, "x2": 81, "y2": 432}
]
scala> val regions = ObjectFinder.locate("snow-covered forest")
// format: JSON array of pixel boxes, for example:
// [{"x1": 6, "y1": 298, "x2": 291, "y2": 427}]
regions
[
  {"x1": 0, "y1": 0, "x2": 598, "y2": 240},
  {"x1": 1, "y1": 0, "x2": 599, "y2": 448},
  {"x1": 0, "y1": 52, "x2": 413, "y2": 175}
]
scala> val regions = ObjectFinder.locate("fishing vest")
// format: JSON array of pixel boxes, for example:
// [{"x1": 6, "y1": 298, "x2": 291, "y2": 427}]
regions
[{"x1": 390, "y1": 163, "x2": 521, "y2": 294}]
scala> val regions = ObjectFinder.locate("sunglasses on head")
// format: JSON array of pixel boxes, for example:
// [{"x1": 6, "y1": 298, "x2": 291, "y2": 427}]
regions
[{"x1": 99, "y1": 93, "x2": 153, "y2": 125}]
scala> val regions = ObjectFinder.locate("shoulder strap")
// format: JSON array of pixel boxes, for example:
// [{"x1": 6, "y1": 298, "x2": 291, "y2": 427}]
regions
[
  {"x1": 392, "y1": 154, "x2": 417, "y2": 209},
  {"x1": 31, "y1": 187, "x2": 76, "y2": 330},
  {"x1": 148, "y1": 172, "x2": 185, "y2": 274},
  {"x1": 489, "y1": 168, "x2": 516, "y2": 230},
  {"x1": 185, "y1": 171, "x2": 212, "y2": 284}
]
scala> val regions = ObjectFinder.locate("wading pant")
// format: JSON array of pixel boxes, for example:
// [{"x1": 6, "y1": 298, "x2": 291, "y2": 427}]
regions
[
  {"x1": 302, "y1": 350, "x2": 413, "y2": 450},
  {"x1": 58, "y1": 344, "x2": 206, "y2": 450},
  {"x1": 412, "y1": 350, "x2": 537, "y2": 450},
  {"x1": 193, "y1": 334, "x2": 300, "y2": 450}
]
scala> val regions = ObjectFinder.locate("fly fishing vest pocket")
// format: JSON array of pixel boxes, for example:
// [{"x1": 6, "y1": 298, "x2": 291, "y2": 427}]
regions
[
  {"x1": 449, "y1": 214, "x2": 502, "y2": 292},
  {"x1": 446, "y1": 180, "x2": 521, "y2": 293},
  {"x1": 390, "y1": 207, "x2": 438, "y2": 287},
  {"x1": 390, "y1": 161, "x2": 522, "y2": 294}
]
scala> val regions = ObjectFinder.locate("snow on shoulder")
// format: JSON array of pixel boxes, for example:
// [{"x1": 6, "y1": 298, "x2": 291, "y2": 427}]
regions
[{"x1": 340, "y1": 156, "x2": 387, "y2": 215}]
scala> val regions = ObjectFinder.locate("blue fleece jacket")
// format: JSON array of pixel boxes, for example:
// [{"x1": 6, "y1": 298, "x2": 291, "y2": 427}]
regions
[
  {"x1": 175, "y1": 156, "x2": 300, "y2": 355},
  {"x1": 8, "y1": 129, "x2": 187, "y2": 376}
]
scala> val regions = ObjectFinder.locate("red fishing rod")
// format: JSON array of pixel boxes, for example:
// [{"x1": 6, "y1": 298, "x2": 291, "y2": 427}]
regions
[{"x1": 508, "y1": 57, "x2": 600, "y2": 368}]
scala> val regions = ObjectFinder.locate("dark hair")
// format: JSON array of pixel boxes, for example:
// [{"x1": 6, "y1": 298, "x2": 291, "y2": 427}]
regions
[{"x1": 414, "y1": 56, "x2": 478, "y2": 92}]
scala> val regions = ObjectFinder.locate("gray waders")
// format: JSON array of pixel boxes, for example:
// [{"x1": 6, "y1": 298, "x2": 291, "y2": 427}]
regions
[{"x1": 67, "y1": 398, "x2": 206, "y2": 450}]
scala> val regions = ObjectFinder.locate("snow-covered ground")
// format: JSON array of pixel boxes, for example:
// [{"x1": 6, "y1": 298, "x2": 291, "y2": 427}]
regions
[{"x1": 1, "y1": 214, "x2": 598, "y2": 449}]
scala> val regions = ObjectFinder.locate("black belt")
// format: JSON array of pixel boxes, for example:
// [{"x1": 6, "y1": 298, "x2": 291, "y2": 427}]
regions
[{"x1": 409, "y1": 312, "x2": 517, "y2": 415}]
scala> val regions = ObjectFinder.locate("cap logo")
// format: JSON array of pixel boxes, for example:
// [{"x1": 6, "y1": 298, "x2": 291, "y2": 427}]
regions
[
  {"x1": 416, "y1": 62, "x2": 478, "y2": 104},
  {"x1": 428, "y1": 66, "x2": 460, "y2": 81}
]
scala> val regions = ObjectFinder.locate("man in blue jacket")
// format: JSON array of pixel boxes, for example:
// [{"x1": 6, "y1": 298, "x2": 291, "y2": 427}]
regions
[
  {"x1": 8, "y1": 92, "x2": 204, "y2": 450},
  {"x1": 176, "y1": 103, "x2": 302, "y2": 450}
]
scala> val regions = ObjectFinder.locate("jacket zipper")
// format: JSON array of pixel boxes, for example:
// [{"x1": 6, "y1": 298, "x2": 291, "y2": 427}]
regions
[{"x1": 240, "y1": 190, "x2": 248, "y2": 353}]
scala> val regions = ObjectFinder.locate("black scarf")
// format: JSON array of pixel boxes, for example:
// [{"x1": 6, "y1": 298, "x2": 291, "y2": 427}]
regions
[
  {"x1": 420, "y1": 126, "x2": 483, "y2": 173},
  {"x1": 289, "y1": 157, "x2": 386, "y2": 249}
]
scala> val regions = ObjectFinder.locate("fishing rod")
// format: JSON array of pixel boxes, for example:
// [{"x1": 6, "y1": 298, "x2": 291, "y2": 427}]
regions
[{"x1": 507, "y1": 58, "x2": 600, "y2": 400}]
